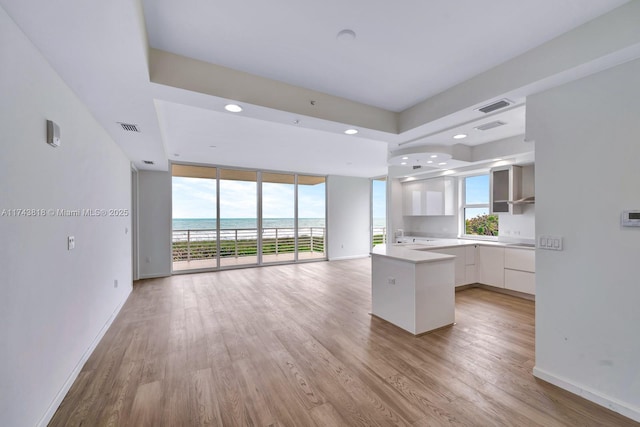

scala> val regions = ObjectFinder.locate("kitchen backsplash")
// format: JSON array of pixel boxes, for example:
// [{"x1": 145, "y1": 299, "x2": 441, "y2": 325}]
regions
[{"x1": 402, "y1": 203, "x2": 535, "y2": 240}]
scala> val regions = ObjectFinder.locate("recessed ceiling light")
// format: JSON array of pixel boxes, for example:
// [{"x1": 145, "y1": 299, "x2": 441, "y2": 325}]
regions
[
  {"x1": 427, "y1": 160, "x2": 433, "y2": 164},
  {"x1": 401, "y1": 162, "x2": 407, "y2": 165},
  {"x1": 453, "y1": 134, "x2": 467, "y2": 139},
  {"x1": 493, "y1": 158, "x2": 503, "y2": 161},
  {"x1": 430, "y1": 155, "x2": 438, "y2": 158},
  {"x1": 402, "y1": 156, "x2": 409, "y2": 160},
  {"x1": 438, "y1": 162, "x2": 447, "y2": 166},
  {"x1": 224, "y1": 104, "x2": 243, "y2": 113},
  {"x1": 344, "y1": 129, "x2": 358, "y2": 135}
]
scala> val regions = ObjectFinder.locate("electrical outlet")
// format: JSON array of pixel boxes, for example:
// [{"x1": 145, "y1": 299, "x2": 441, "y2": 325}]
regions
[
  {"x1": 67, "y1": 236, "x2": 75, "y2": 250},
  {"x1": 387, "y1": 277, "x2": 396, "y2": 285}
]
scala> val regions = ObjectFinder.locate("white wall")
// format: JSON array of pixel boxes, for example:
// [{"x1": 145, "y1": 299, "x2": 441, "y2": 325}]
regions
[
  {"x1": 0, "y1": 7, "x2": 132, "y2": 427},
  {"x1": 497, "y1": 205, "x2": 535, "y2": 240},
  {"x1": 403, "y1": 216, "x2": 458, "y2": 239},
  {"x1": 327, "y1": 176, "x2": 371, "y2": 260},
  {"x1": 138, "y1": 170, "x2": 172, "y2": 278},
  {"x1": 529, "y1": 57, "x2": 640, "y2": 422}
]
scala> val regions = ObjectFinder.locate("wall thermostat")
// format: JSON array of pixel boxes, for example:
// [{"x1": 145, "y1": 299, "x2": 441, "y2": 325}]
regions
[
  {"x1": 621, "y1": 210, "x2": 640, "y2": 227},
  {"x1": 46, "y1": 120, "x2": 60, "y2": 147}
]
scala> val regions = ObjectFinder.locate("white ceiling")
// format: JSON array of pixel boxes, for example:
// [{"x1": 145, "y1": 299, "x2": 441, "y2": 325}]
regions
[
  {"x1": 156, "y1": 100, "x2": 389, "y2": 177},
  {"x1": 143, "y1": 0, "x2": 627, "y2": 112},
  {"x1": 1, "y1": 0, "x2": 634, "y2": 177}
]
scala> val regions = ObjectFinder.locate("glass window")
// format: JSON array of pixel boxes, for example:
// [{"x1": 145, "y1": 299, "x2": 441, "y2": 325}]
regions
[
  {"x1": 171, "y1": 165, "x2": 218, "y2": 272},
  {"x1": 371, "y1": 177, "x2": 387, "y2": 247},
  {"x1": 219, "y1": 169, "x2": 258, "y2": 267},
  {"x1": 297, "y1": 175, "x2": 326, "y2": 260},
  {"x1": 171, "y1": 165, "x2": 327, "y2": 270},
  {"x1": 462, "y1": 175, "x2": 498, "y2": 237},
  {"x1": 262, "y1": 173, "x2": 295, "y2": 263}
]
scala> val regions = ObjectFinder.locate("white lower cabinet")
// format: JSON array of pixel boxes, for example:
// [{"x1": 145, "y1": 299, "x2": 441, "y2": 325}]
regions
[
  {"x1": 423, "y1": 244, "x2": 535, "y2": 295},
  {"x1": 478, "y1": 246, "x2": 505, "y2": 288},
  {"x1": 505, "y1": 248, "x2": 535, "y2": 272},
  {"x1": 427, "y1": 248, "x2": 466, "y2": 286},
  {"x1": 504, "y1": 269, "x2": 535, "y2": 294},
  {"x1": 465, "y1": 245, "x2": 477, "y2": 284},
  {"x1": 427, "y1": 246, "x2": 477, "y2": 287},
  {"x1": 504, "y1": 248, "x2": 535, "y2": 295}
]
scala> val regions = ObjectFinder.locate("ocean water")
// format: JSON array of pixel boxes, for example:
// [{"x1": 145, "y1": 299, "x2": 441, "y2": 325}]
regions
[{"x1": 173, "y1": 218, "x2": 386, "y2": 230}]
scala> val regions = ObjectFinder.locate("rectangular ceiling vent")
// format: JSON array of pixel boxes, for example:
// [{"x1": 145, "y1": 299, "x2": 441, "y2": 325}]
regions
[
  {"x1": 477, "y1": 99, "x2": 511, "y2": 114},
  {"x1": 475, "y1": 121, "x2": 507, "y2": 131},
  {"x1": 412, "y1": 165, "x2": 422, "y2": 170},
  {"x1": 142, "y1": 160, "x2": 154, "y2": 165},
  {"x1": 118, "y1": 122, "x2": 140, "y2": 132}
]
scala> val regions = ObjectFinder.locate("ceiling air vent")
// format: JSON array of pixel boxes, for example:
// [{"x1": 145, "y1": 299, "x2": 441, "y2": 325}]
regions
[
  {"x1": 142, "y1": 160, "x2": 154, "y2": 165},
  {"x1": 475, "y1": 121, "x2": 507, "y2": 131},
  {"x1": 477, "y1": 99, "x2": 511, "y2": 114},
  {"x1": 412, "y1": 165, "x2": 422, "y2": 170},
  {"x1": 118, "y1": 122, "x2": 140, "y2": 132}
]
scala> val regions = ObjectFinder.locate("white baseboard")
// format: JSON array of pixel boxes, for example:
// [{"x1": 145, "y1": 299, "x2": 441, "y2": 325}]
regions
[
  {"x1": 533, "y1": 366, "x2": 640, "y2": 423},
  {"x1": 37, "y1": 290, "x2": 131, "y2": 427},
  {"x1": 138, "y1": 272, "x2": 170, "y2": 279},
  {"x1": 328, "y1": 254, "x2": 370, "y2": 261}
]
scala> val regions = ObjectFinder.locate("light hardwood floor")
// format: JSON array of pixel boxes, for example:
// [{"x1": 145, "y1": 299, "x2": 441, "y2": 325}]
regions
[{"x1": 50, "y1": 258, "x2": 638, "y2": 426}]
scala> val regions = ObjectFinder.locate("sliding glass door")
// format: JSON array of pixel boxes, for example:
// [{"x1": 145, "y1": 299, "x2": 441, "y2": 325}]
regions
[
  {"x1": 219, "y1": 168, "x2": 258, "y2": 267},
  {"x1": 172, "y1": 165, "x2": 218, "y2": 271},
  {"x1": 372, "y1": 177, "x2": 387, "y2": 247},
  {"x1": 171, "y1": 164, "x2": 326, "y2": 272},
  {"x1": 298, "y1": 175, "x2": 326, "y2": 260},
  {"x1": 262, "y1": 173, "x2": 296, "y2": 264}
]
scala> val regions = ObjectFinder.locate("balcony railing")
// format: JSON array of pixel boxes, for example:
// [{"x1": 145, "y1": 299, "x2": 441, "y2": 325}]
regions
[
  {"x1": 172, "y1": 227, "x2": 326, "y2": 262},
  {"x1": 372, "y1": 226, "x2": 387, "y2": 246}
]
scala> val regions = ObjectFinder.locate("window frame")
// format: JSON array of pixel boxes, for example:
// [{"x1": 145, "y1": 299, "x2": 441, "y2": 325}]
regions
[{"x1": 459, "y1": 173, "x2": 498, "y2": 240}]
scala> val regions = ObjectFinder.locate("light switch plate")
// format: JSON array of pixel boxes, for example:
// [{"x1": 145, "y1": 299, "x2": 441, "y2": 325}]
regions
[
  {"x1": 68, "y1": 236, "x2": 75, "y2": 250},
  {"x1": 538, "y1": 235, "x2": 562, "y2": 251}
]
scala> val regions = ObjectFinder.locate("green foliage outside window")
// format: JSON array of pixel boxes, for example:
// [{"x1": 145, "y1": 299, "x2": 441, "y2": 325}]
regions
[{"x1": 465, "y1": 214, "x2": 499, "y2": 236}]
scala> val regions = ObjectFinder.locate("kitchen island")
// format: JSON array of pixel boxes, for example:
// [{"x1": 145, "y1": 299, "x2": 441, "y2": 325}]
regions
[{"x1": 370, "y1": 245, "x2": 455, "y2": 335}]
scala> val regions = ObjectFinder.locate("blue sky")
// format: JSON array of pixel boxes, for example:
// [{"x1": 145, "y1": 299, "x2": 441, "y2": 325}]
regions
[
  {"x1": 372, "y1": 179, "x2": 386, "y2": 219},
  {"x1": 464, "y1": 174, "x2": 490, "y2": 219},
  {"x1": 172, "y1": 177, "x2": 327, "y2": 219},
  {"x1": 465, "y1": 174, "x2": 490, "y2": 205}
]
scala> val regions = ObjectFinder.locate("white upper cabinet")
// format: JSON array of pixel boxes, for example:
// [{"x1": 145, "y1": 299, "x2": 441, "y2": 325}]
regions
[{"x1": 402, "y1": 177, "x2": 454, "y2": 216}]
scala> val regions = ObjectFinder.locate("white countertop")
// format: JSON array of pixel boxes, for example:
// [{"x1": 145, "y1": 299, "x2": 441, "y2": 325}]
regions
[
  {"x1": 371, "y1": 244, "x2": 455, "y2": 264},
  {"x1": 391, "y1": 237, "x2": 536, "y2": 250},
  {"x1": 372, "y1": 237, "x2": 534, "y2": 263}
]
